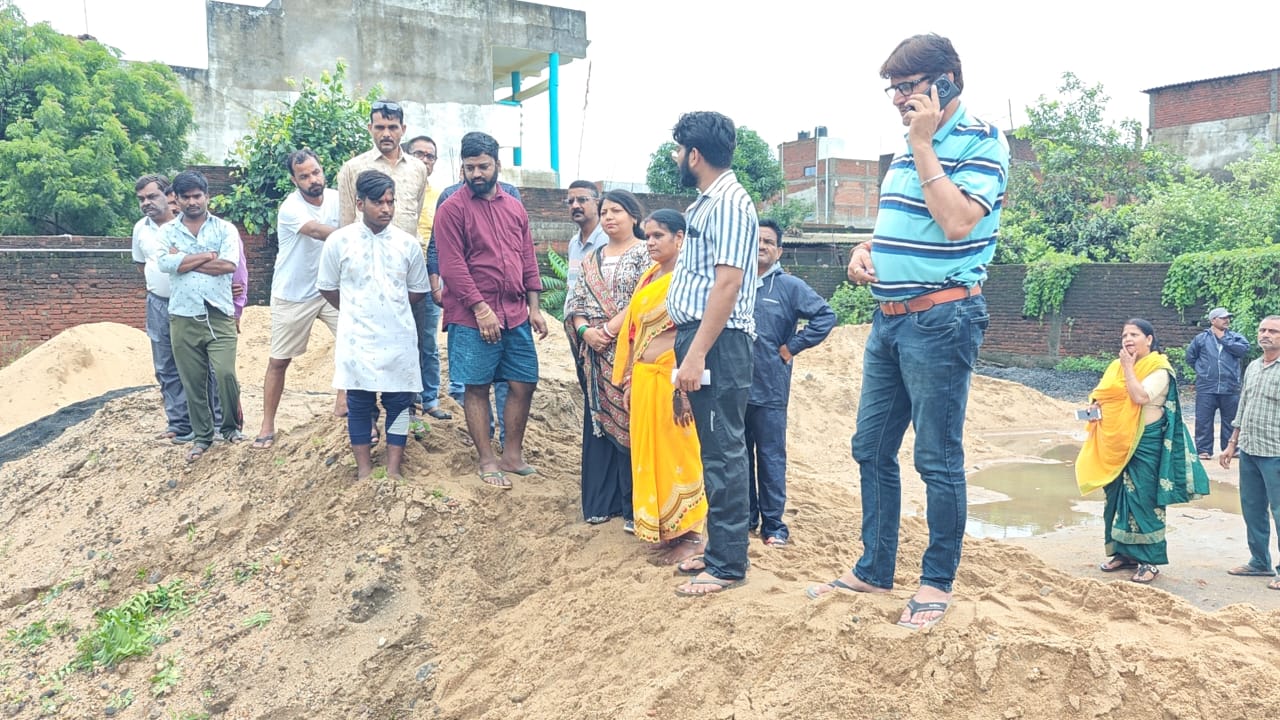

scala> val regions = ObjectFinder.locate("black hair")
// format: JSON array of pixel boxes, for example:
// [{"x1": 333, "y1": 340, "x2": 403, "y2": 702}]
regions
[
  {"x1": 170, "y1": 170, "x2": 208, "y2": 196},
  {"x1": 355, "y1": 170, "x2": 396, "y2": 202},
  {"x1": 759, "y1": 218, "x2": 784, "y2": 247},
  {"x1": 672, "y1": 111, "x2": 736, "y2": 169},
  {"x1": 134, "y1": 174, "x2": 170, "y2": 193},
  {"x1": 600, "y1": 189, "x2": 646, "y2": 240},
  {"x1": 567, "y1": 179, "x2": 599, "y2": 196},
  {"x1": 460, "y1": 131, "x2": 500, "y2": 162},
  {"x1": 880, "y1": 33, "x2": 965, "y2": 92},
  {"x1": 643, "y1": 208, "x2": 686, "y2": 236},
  {"x1": 404, "y1": 135, "x2": 435, "y2": 147},
  {"x1": 1125, "y1": 318, "x2": 1160, "y2": 352},
  {"x1": 285, "y1": 148, "x2": 320, "y2": 174},
  {"x1": 370, "y1": 99, "x2": 405, "y2": 124}
]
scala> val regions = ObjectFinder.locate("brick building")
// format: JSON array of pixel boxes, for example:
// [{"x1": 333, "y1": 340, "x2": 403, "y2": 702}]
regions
[
  {"x1": 1144, "y1": 67, "x2": 1280, "y2": 177},
  {"x1": 777, "y1": 129, "x2": 881, "y2": 231}
]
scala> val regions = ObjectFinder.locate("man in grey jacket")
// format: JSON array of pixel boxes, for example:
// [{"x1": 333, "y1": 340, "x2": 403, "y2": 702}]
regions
[{"x1": 1186, "y1": 307, "x2": 1250, "y2": 460}]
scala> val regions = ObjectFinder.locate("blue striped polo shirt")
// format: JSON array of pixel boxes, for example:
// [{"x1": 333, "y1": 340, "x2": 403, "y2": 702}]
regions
[
  {"x1": 870, "y1": 102, "x2": 1009, "y2": 301},
  {"x1": 667, "y1": 170, "x2": 759, "y2": 335}
]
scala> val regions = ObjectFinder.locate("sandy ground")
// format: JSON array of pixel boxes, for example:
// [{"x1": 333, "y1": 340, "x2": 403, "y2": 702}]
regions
[{"x1": 1, "y1": 308, "x2": 1278, "y2": 719}]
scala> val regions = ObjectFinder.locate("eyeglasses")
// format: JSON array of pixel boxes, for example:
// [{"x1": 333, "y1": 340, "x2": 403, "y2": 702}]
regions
[
  {"x1": 411, "y1": 150, "x2": 437, "y2": 161},
  {"x1": 883, "y1": 77, "x2": 930, "y2": 100},
  {"x1": 564, "y1": 196, "x2": 595, "y2": 206},
  {"x1": 371, "y1": 100, "x2": 402, "y2": 113}
]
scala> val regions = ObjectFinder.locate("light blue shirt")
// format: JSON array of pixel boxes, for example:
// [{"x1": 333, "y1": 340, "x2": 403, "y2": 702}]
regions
[
  {"x1": 157, "y1": 213, "x2": 242, "y2": 317},
  {"x1": 565, "y1": 223, "x2": 606, "y2": 313}
]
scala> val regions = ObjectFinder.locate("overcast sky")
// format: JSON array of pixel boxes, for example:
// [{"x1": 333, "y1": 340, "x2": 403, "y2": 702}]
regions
[{"x1": 13, "y1": 0, "x2": 1279, "y2": 184}]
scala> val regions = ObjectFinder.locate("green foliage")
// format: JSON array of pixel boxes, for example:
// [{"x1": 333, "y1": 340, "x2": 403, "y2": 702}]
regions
[
  {"x1": 7, "y1": 620, "x2": 51, "y2": 650},
  {"x1": 1053, "y1": 354, "x2": 1110, "y2": 373},
  {"x1": 0, "y1": 4, "x2": 192, "y2": 235},
  {"x1": 1022, "y1": 251, "x2": 1087, "y2": 319},
  {"x1": 645, "y1": 127, "x2": 783, "y2": 204},
  {"x1": 1163, "y1": 346, "x2": 1195, "y2": 384},
  {"x1": 107, "y1": 689, "x2": 135, "y2": 711},
  {"x1": 761, "y1": 197, "x2": 815, "y2": 235},
  {"x1": 75, "y1": 580, "x2": 191, "y2": 668},
  {"x1": 1162, "y1": 246, "x2": 1280, "y2": 353},
  {"x1": 828, "y1": 281, "x2": 876, "y2": 325},
  {"x1": 1002, "y1": 73, "x2": 1183, "y2": 262},
  {"x1": 151, "y1": 654, "x2": 182, "y2": 696},
  {"x1": 243, "y1": 611, "x2": 272, "y2": 629},
  {"x1": 539, "y1": 248, "x2": 569, "y2": 321},
  {"x1": 213, "y1": 61, "x2": 379, "y2": 235}
]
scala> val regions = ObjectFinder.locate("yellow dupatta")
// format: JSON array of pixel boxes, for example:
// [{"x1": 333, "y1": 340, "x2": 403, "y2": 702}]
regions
[
  {"x1": 1075, "y1": 352, "x2": 1174, "y2": 495},
  {"x1": 612, "y1": 264, "x2": 671, "y2": 386}
]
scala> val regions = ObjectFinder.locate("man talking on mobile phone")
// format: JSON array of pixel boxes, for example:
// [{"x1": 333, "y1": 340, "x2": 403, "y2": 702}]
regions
[{"x1": 807, "y1": 33, "x2": 1009, "y2": 630}]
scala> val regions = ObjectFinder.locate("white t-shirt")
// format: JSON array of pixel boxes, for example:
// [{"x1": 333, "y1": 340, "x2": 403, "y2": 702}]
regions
[
  {"x1": 317, "y1": 221, "x2": 430, "y2": 392},
  {"x1": 274, "y1": 188, "x2": 340, "y2": 302},
  {"x1": 131, "y1": 216, "x2": 173, "y2": 297}
]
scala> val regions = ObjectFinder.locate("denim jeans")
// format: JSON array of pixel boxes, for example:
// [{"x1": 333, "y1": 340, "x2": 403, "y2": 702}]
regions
[
  {"x1": 746, "y1": 404, "x2": 789, "y2": 540},
  {"x1": 411, "y1": 297, "x2": 443, "y2": 410},
  {"x1": 1238, "y1": 451, "x2": 1280, "y2": 573},
  {"x1": 851, "y1": 295, "x2": 987, "y2": 593},
  {"x1": 1193, "y1": 391, "x2": 1239, "y2": 456},
  {"x1": 675, "y1": 324, "x2": 752, "y2": 581},
  {"x1": 448, "y1": 380, "x2": 508, "y2": 445}
]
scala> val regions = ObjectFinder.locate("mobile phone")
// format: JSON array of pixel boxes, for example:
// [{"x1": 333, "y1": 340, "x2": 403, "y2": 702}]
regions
[
  {"x1": 1075, "y1": 407, "x2": 1101, "y2": 421},
  {"x1": 933, "y1": 75, "x2": 960, "y2": 110}
]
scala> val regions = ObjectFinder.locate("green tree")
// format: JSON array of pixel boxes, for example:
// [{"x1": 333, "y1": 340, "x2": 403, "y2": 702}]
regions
[
  {"x1": 1001, "y1": 72, "x2": 1182, "y2": 262},
  {"x1": 761, "y1": 197, "x2": 815, "y2": 236},
  {"x1": 213, "y1": 61, "x2": 379, "y2": 236},
  {"x1": 645, "y1": 127, "x2": 783, "y2": 204},
  {"x1": 0, "y1": 3, "x2": 191, "y2": 236}
]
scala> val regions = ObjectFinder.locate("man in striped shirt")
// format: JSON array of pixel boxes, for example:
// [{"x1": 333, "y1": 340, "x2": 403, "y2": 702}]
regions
[
  {"x1": 666, "y1": 111, "x2": 759, "y2": 598},
  {"x1": 810, "y1": 34, "x2": 1009, "y2": 629}
]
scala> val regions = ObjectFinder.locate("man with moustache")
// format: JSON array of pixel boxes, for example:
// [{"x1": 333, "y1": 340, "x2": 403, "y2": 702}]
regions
[
  {"x1": 318, "y1": 170, "x2": 429, "y2": 481},
  {"x1": 1221, "y1": 315, "x2": 1280, "y2": 589},
  {"x1": 665, "y1": 111, "x2": 759, "y2": 598},
  {"x1": 812, "y1": 33, "x2": 1009, "y2": 630},
  {"x1": 434, "y1": 131, "x2": 547, "y2": 489},
  {"x1": 337, "y1": 100, "x2": 428, "y2": 240},
  {"x1": 563, "y1": 180, "x2": 607, "y2": 313},
  {"x1": 403, "y1": 135, "x2": 450, "y2": 422},
  {"x1": 251, "y1": 149, "x2": 343, "y2": 450}
]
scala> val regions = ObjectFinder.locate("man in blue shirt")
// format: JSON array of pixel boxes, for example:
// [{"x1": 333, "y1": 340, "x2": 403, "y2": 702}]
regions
[
  {"x1": 809, "y1": 33, "x2": 1009, "y2": 630},
  {"x1": 747, "y1": 219, "x2": 835, "y2": 548},
  {"x1": 1186, "y1": 307, "x2": 1249, "y2": 459}
]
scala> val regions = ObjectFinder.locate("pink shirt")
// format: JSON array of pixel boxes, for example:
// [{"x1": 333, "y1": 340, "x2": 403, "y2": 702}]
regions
[{"x1": 233, "y1": 236, "x2": 249, "y2": 318}]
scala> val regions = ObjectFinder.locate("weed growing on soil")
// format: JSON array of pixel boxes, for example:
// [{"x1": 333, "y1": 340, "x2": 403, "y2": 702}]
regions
[
  {"x1": 233, "y1": 562, "x2": 261, "y2": 584},
  {"x1": 167, "y1": 711, "x2": 210, "y2": 720},
  {"x1": 107, "y1": 688, "x2": 135, "y2": 711},
  {"x1": 186, "y1": 524, "x2": 198, "y2": 542},
  {"x1": 7, "y1": 620, "x2": 51, "y2": 650},
  {"x1": 151, "y1": 654, "x2": 182, "y2": 696},
  {"x1": 75, "y1": 580, "x2": 191, "y2": 668},
  {"x1": 243, "y1": 611, "x2": 272, "y2": 629}
]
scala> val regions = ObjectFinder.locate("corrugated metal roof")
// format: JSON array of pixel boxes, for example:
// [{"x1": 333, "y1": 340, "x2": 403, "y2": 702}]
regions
[{"x1": 1142, "y1": 67, "x2": 1280, "y2": 93}]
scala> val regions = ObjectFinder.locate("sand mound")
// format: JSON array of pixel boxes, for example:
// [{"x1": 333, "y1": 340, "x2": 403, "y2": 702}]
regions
[{"x1": 2, "y1": 318, "x2": 1278, "y2": 719}]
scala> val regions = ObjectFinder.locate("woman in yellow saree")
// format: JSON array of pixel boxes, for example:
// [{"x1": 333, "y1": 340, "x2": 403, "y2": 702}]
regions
[
  {"x1": 1075, "y1": 319, "x2": 1209, "y2": 584},
  {"x1": 613, "y1": 209, "x2": 707, "y2": 565}
]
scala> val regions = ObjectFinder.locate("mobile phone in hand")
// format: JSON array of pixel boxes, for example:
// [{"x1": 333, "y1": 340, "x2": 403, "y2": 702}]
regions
[{"x1": 1075, "y1": 407, "x2": 1101, "y2": 421}]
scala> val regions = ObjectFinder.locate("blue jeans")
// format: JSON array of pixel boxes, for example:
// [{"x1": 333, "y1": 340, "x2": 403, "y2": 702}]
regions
[
  {"x1": 851, "y1": 296, "x2": 987, "y2": 594},
  {"x1": 746, "y1": 404, "x2": 789, "y2": 540},
  {"x1": 675, "y1": 324, "x2": 752, "y2": 581},
  {"x1": 1239, "y1": 451, "x2": 1280, "y2": 573},
  {"x1": 411, "y1": 297, "x2": 443, "y2": 410},
  {"x1": 1194, "y1": 391, "x2": 1239, "y2": 456},
  {"x1": 448, "y1": 380, "x2": 508, "y2": 445}
]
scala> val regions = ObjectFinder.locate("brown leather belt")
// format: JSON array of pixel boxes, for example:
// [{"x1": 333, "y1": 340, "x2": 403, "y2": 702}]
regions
[{"x1": 878, "y1": 284, "x2": 981, "y2": 317}]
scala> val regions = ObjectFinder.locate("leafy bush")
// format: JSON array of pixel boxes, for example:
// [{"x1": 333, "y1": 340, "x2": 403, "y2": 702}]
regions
[
  {"x1": 1162, "y1": 246, "x2": 1280, "y2": 358},
  {"x1": 1022, "y1": 251, "x2": 1086, "y2": 319},
  {"x1": 828, "y1": 281, "x2": 876, "y2": 325},
  {"x1": 539, "y1": 249, "x2": 569, "y2": 322},
  {"x1": 1053, "y1": 354, "x2": 1110, "y2": 373}
]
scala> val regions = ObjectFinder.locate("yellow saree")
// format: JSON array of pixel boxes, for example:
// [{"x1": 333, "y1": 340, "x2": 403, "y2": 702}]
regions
[
  {"x1": 1075, "y1": 352, "x2": 1173, "y2": 495},
  {"x1": 613, "y1": 265, "x2": 707, "y2": 542}
]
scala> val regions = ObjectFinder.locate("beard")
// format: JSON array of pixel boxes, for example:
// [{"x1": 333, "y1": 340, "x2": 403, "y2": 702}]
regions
[
  {"x1": 302, "y1": 182, "x2": 325, "y2": 199},
  {"x1": 678, "y1": 156, "x2": 697, "y2": 189},
  {"x1": 468, "y1": 175, "x2": 498, "y2": 196}
]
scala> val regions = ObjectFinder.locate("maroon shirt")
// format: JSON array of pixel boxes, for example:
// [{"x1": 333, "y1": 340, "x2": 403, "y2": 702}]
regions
[{"x1": 435, "y1": 184, "x2": 542, "y2": 329}]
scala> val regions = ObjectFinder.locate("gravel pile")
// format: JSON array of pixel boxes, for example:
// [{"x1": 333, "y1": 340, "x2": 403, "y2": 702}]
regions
[{"x1": 975, "y1": 364, "x2": 1100, "y2": 403}]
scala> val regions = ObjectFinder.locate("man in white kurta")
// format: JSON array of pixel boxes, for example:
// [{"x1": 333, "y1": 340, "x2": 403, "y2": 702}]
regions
[{"x1": 317, "y1": 170, "x2": 429, "y2": 480}]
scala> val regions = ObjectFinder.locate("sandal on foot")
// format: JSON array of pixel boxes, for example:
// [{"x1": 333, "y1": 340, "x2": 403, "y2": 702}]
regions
[
  {"x1": 184, "y1": 443, "x2": 211, "y2": 464},
  {"x1": 1131, "y1": 564, "x2": 1160, "y2": 584},
  {"x1": 673, "y1": 555, "x2": 706, "y2": 577},
  {"x1": 478, "y1": 470, "x2": 511, "y2": 490},
  {"x1": 805, "y1": 578, "x2": 857, "y2": 600},
  {"x1": 896, "y1": 598, "x2": 950, "y2": 630},
  {"x1": 1227, "y1": 564, "x2": 1276, "y2": 577},
  {"x1": 1099, "y1": 556, "x2": 1139, "y2": 573},
  {"x1": 764, "y1": 535, "x2": 788, "y2": 548},
  {"x1": 1269, "y1": 578, "x2": 1280, "y2": 591},
  {"x1": 584, "y1": 515, "x2": 611, "y2": 525},
  {"x1": 250, "y1": 433, "x2": 275, "y2": 450},
  {"x1": 674, "y1": 574, "x2": 746, "y2": 598}
]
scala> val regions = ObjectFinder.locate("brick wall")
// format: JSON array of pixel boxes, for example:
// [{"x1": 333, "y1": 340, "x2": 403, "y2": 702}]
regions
[
  {"x1": 517, "y1": 186, "x2": 691, "y2": 223},
  {"x1": 1149, "y1": 71, "x2": 1276, "y2": 129}
]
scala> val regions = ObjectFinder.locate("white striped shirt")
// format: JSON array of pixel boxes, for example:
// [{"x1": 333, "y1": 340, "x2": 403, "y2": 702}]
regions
[{"x1": 666, "y1": 170, "x2": 759, "y2": 335}]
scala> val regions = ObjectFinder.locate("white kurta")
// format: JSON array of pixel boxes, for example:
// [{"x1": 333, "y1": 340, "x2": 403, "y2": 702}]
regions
[{"x1": 317, "y1": 221, "x2": 429, "y2": 392}]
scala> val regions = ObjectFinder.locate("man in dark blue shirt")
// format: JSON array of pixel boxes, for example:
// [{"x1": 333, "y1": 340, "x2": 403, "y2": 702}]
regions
[{"x1": 1186, "y1": 307, "x2": 1250, "y2": 459}]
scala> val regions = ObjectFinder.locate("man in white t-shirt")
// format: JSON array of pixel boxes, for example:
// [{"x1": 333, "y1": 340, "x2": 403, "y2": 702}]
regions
[
  {"x1": 251, "y1": 149, "x2": 342, "y2": 449},
  {"x1": 318, "y1": 170, "x2": 430, "y2": 481}
]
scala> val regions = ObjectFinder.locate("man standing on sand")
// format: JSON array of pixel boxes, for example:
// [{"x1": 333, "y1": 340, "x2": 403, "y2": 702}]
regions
[
  {"x1": 157, "y1": 170, "x2": 247, "y2": 463},
  {"x1": 746, "y1": 218, "x2": 835, "y2": 549},
  {"x1": 337, "y1": 101, "x2": 428, "y2": 238},
  {"x1": 1186, "y1": 307, "x2": 1249, "y2": 460},
  {"x1": 665, "y1": 111, "x2": 759, "y2": 598},
  {"x1": 809, "y1": 33, "x2": 1008, "y2": 630},
  {"x1": 1222, "y1": 315, "x2": 1280, "y2": 590},
  {"x1": 403, "y1": 134, "x2": 450, "y2": 422},
  {"x1": 251, "y1": 149, "x2": 343, "y2": 450},
  {"x1": 434, "y1": 131, "x2": 547, "y2": 489},
  {"x1": 317, "y1": 170, "x2": 429, "y2": 481}
]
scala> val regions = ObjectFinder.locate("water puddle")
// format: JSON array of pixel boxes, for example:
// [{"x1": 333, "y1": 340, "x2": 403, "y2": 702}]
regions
[{"x1": 966, "y1": 442, "x2": 1241, "y2": 539}]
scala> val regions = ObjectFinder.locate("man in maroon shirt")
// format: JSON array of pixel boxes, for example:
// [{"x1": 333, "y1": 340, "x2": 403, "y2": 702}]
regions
[{"x1": 434, "y1": 131, "x2": 548, "y2": 489}]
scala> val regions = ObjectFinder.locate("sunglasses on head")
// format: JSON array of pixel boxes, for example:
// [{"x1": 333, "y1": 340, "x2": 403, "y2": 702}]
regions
[{"x1": 371, "y1": 100, "x2": 402, "y2": 113}]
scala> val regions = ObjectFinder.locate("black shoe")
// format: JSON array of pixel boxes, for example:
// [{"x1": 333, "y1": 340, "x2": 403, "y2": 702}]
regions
[{"x1": 425, "y1": 407, "x2": 453, "y2": 420}]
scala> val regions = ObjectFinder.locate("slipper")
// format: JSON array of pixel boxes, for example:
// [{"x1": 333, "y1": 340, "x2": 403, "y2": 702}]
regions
[
  {"x1": 673, "y1": 555, "x2": 706, "y2": 577},
  {"x1": 1269, "y1": 579, "x2": 1280, "y2": 591},
  {"x1": 507, "y1": 465, "x2": 538, "y2": 477},
  {"x1": 764, "y1": 536, "x2": 788, "y2": 548},
  {"x1": 156, "y1": 430, "x2": 178, "y2": 440},
  {"x1": 1198, "y1": 452, "x2": 1212, "y2": 460},
  {"x1": 585, "y1": 515, "x2": 611, "y2": 525},
  {"x1": 250, "y1": 433, "x2": 275, "y2": 450},
  {"x1": 805, "y1": 578, "x2": 857, "y2": 600},
  {"x1": 674, "y1": 575, "x2": 746, "y2": 598},
  {"x1": 896, "y1": 598, "x2": 949, "y2": 630},
  {"x1": 1099, "y1": 556, "x2": 1139, "y2": 573},
  {"x1": 478, "y1": 470, "x2": 511, "y2": 490},
  {"x1": 184, "y1": 443, "x2": 210, "y2": 464},
  {"x1": 1227, "y1": 565, "x2": 1276, "y2": 577},
  {"x1": 221, "y1": 429, "x2": 248, "y2": 444},
  {"x1": 1131, "y1": 564, "x2": 1160, "y2": 584}
]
